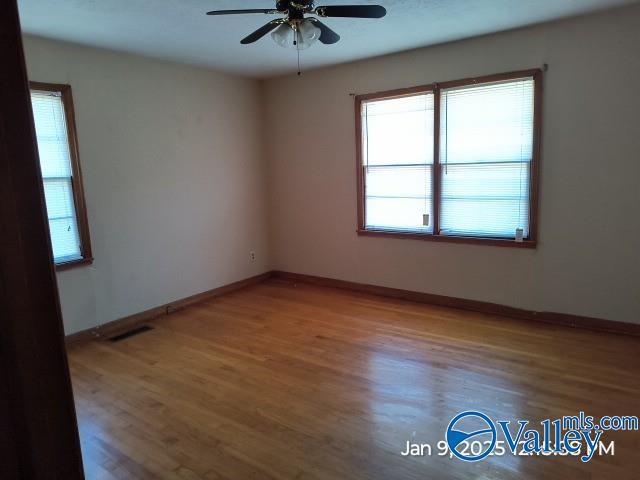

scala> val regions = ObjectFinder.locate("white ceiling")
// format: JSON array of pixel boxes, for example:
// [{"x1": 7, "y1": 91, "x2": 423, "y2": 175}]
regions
[{"x1": 18, "y1": 0, "x2": 637, "y2": 78}]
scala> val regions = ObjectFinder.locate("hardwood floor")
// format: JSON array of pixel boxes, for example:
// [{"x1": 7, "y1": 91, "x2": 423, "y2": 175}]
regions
[{"x1": 68, "y1": 279, "x2": 640, "y2": 479}]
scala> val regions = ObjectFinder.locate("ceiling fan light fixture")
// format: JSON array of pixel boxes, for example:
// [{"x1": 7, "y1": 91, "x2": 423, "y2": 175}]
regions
[{"x1": 207, "y1": 2, "x2": 387, "y2": 47}]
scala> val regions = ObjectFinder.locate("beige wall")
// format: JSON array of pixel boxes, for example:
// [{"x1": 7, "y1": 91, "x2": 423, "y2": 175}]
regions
[
  {"x1": 263, "y1": 6, "x2": 640, "y2": 324},
  {"x1": 23, "y1": 36, "x2": 270, "y2": 334}
]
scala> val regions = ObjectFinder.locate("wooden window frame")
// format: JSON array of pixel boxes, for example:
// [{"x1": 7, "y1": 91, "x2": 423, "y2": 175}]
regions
[
  {"x1": 30, "y1": 81, "x2": 93, "y2": 270},
  {"x1": 355, "y1": 68, "x2": 542, "y2": 248}
]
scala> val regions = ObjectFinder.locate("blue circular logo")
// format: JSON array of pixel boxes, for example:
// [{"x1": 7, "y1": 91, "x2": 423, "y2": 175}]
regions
[{"x1": 446, "y1": 411, "x2": 497, "y2": 461}]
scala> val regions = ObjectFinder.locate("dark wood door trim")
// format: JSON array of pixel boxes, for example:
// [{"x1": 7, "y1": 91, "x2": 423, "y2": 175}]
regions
[{"x1": 0, "y1": 1, "x2": 84, "y2": 477}]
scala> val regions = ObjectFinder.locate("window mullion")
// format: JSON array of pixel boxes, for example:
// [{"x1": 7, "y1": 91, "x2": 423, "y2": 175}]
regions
[{"x1": 433, "y1": 84, "x2": 441, "y2": 236}]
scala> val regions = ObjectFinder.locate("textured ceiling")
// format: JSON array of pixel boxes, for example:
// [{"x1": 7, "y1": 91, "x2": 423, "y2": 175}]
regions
[{"x1": 18, "y1": 0, "x2": 638, "y2": 78}]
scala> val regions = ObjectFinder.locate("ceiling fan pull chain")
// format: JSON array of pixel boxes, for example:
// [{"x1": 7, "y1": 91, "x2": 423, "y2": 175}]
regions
[{"x1": 297, "y1": 29, "x2": 302, "y2": 75}]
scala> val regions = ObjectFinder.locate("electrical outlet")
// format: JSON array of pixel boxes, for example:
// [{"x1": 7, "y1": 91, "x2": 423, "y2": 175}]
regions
[{"x1": 249, "y1": 251, "x2": 256, "y2": 262}]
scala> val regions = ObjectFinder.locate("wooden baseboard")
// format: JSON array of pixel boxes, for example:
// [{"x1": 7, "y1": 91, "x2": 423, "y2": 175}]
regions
[
  {"x1": 271, "y1": 271, "x2": 640, "y2": 337},
  {"x1": 65, "y1": 272, "x2": 273, "y2": 346},
  {"x1": 66, "y1": 269, "x2": 640, "y2": 346}
]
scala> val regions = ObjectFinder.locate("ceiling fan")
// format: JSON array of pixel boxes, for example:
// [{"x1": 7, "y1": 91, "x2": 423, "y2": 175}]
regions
[{"x1": 206, "y1": 1, "x2": 387, "y2": 50}]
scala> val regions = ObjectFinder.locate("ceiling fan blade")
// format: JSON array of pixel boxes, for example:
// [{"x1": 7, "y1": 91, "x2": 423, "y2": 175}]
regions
[
  {"x1": 206, "y1": 9, "x2": 280, "y2": 16},
  {"x1": 307, "y1": 18, "x2": 340, "y2": 44},
  {"x1": 240, "y1": 20, "x2": 282, "y2": 44},
  {"x1": 315, "y1": 5, "x2": 386, "y2": 18}
]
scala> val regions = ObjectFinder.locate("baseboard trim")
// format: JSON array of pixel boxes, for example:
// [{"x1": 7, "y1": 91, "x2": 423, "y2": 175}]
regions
[
  {"x1": 66, "y1": 269, "x2": 640, "y2": 346},
  {"x1": 65, "y1": 272, "x2": 273, "y2": 346},
  {"x1": 271, "y1": 271, "x2": 640, "y2": 337}
]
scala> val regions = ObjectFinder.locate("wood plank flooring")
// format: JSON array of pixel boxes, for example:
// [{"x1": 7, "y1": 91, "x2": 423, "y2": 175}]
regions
[{"x1": 67, "y1": 279, "x2": 640, "y2": 479}]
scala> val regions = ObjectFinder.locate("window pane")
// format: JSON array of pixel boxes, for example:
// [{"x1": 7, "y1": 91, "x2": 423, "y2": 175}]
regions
[
  {"x1": 43, "y1": 178, "x2": 82, "y2": 261},
  {"x1": 440, "y1": 163, "x2": 530, "y2": 238},
  {"x1": 363, "y1": 94, "x2": 434, "y2": 166},
  {"x1": 439, "y1": 77, "x2": 534, "y2": 238},
  {"x1": 365, "y1": 164, "x2": 433, "y2": 232},
  {"x1": 440, "y1": 79, "x2": 534, "y2": 164},
  {"x1": 31, "y1": 92, "x2": 72, "y2": 178}
]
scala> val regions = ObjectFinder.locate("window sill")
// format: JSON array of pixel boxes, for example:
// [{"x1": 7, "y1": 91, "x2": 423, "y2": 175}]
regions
[
  {"x1": 357, "y1": 229, "x2": 537, "y2": 248},
  {"x1": 55, "y1": 257, "x2": 94, "y2": 271}
]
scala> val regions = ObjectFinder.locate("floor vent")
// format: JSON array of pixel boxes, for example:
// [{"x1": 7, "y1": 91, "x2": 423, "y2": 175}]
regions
[{"x1": 108, "y1": 325, "x2": 154, "y2": 342}]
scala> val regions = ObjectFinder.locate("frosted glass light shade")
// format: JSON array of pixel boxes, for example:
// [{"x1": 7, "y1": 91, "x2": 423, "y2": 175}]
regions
[
  {"x1": 296, "y1": 19, "x2": 321, "y2": 50},
  {"x1": 271, "y1": 20, "x2": 320, "y2": 50},
  {"x1": 271, "y1": 24, "x2": 294, "y2": 48}
]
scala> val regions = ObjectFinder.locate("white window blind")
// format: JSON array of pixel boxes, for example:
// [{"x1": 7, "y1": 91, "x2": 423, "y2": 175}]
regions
[
  {"x1": 440, "y1": 78, "x2": 534, "y2": 238},
  {"x1": 31, "y1": 90, "x2": 82, "y2": 263},
  {"x1": 362, "y1": 93, "x2": 434, "y2": 232}
]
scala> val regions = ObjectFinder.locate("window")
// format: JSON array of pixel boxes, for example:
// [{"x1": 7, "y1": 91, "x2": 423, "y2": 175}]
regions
[
  {"x1": 30, "y1": 82, "x2": 93, "y2": 268},
  {"x1": 361, "y1": 91, "x2": 435, "y2": 232},
  {"x1": 356, "y1": 69, "x2": 541, "y2": 247}
]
